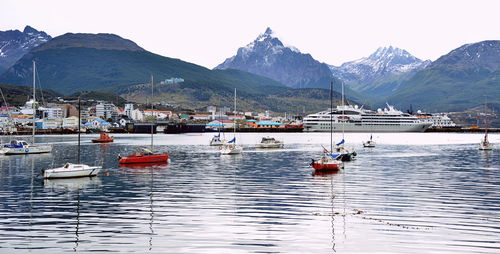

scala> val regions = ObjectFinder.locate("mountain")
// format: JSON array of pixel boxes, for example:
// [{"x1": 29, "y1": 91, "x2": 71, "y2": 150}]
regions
[
  {"x1": 215, "y1": 27, "x2": 334, "y2": 89},
  {"x1": 0, "y1": 32, "x2": 288, "y2": 94},
  {"x1": 0, "y1": 26, "x2": 51, "y2": 74},
  {"x1": 329, "y1": 46, "x2": 430, "y2": 98},
  {"x1": 386, "y1": 40, "x2": 500, "y2": 112},
  {"x1": 0, "y1": 31, "x2": 356, "y2": 113}
]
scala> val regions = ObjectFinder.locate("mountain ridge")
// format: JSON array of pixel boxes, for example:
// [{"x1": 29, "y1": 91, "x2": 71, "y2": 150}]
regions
[{"x1": 0, "y1": 26, "x2": 51, "y2": 74}]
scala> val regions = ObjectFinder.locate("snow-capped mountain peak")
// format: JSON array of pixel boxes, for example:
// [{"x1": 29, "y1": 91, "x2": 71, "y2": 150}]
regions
[
  {"x1": 329, "y1": 46, "x2": 431, "y2": 96},
  {"x1": 215, "y1": 27, "x2": 332, "y2": 88},
  {"x1": 0, "y1": 26, "x2": 51, "y2": 73}
]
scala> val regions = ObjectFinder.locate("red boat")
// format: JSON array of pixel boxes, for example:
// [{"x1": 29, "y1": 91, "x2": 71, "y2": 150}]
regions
[
  {"x1": 311, "y1": 155, "x2": 343, "y2": 171},
  {"x1": 118, "y1": 148, "x2": 169, "y2": 164},
  {"x1": 92, "y1": 133, "x2": 114, "y2": 143}
]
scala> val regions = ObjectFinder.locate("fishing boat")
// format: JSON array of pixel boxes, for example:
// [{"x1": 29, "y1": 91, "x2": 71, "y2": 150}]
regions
[
  {"x1": 363, "y1": 134, "x2": 376, "y2": 148},
  {"x1": 119, "y1": 76, "x2": 169, "y2": 164},
  {"x1": 220, "y1": 89, "x2": 242, "y2": 155},
  {"x1": 92, "y1": 132, "x2": 114, "y2": 143},
  {"x1": 256, "y1": 136, "x2": 284, "y2": 148},
  {"x1": 479, "y1": 99, "x2": 493, "y2": 151},
  {"x1": 42, "y1": 98, "x2": 102, "y2": 179},
  {"x1": 4, "y1": 61, "x2": 52, "y2": 155},
  {"x1": 310, "y1": 82, "x2": 343, "y2": 172}
]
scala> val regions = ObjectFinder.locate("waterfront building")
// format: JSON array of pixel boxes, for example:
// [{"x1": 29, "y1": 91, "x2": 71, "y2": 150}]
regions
[
  {"x1": 63, "y1": 116, "x2": 79, "y2": 128},
  {"x1": 96, "y1": 102, "x2": 118, "y2": 120},
  {"x1": 124, "y1": 104, "x2": 134, "y2": 118},
  {"x1": 143, "y1": 110, "x2": 172, "y2": 120},
  {"x1": 130, "y1": 109, "x2": 144, "y2": 121}
]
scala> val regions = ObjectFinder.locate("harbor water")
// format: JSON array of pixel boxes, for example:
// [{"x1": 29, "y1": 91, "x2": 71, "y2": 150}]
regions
[{"x1": 0, "y1": 133, "x2": 499, "y2": 253}]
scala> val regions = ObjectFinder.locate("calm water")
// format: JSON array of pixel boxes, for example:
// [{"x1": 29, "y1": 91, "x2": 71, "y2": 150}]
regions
[{"x1": 0, "y1": 133, "x2": 499, "y2": 253}]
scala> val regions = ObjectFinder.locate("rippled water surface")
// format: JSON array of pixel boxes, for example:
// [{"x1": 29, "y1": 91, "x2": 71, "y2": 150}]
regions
[{"x1": 0, "y1": 133, "x2": 499, "y2": 253}]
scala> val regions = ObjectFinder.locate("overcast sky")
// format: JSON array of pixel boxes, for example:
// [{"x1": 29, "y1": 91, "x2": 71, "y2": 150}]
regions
[{"x1": 2, "y1": 0, "x2": 499, "y2": 68}]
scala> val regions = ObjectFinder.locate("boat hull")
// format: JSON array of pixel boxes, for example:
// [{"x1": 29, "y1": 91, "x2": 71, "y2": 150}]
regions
[
  {"x1": 43, "y1": 165, "x2": 101, "y2": 179},
  {"x1": 92, "y1": 139, "x2": 113, "y2": 143},
  {"x1": 4, "y1": 145, "x2": 52, "y2": 155},
  {"x1": 219, "y1": 145, "x2": 242, "y2": 155},
  {"x1": 256, "y1": 143, "x2": 284, "y2": 149},
  {"x1": 311, "y1": 162, "x2": 341, "y2": 171},
  {"x1": 305, "y1": 122, "x2": 431, "y2": 132},
  {"x1": 119, "y1": 153, "x2": 169, "y2": 164}
]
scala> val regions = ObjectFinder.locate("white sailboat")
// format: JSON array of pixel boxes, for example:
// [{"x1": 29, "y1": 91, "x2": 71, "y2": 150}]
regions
[
  {"x1": 210, "y1": 98, "x2": 226, "y2": 146},
  {"x1": 4, "y1": 61, "x2": 52, "y2": 155},
  {"x1": 334, "y1": 82, "x2": 356, "y2": 161},
  {"x1": 42, "y1": 98, "x2": 101, "y2": 179},
  {"x1": 479, "y1": 99, "x2": 493, "y2": 150},
  {"x1": 363, "y1": 134, "x2": 376, "y2": 148},
  {"x1": 220, "y1": 89, "x2": 242, "y2": 155}
]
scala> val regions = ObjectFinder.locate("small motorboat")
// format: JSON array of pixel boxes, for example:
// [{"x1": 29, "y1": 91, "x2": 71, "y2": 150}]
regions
[
  {"x1": 209, "y1": 134, "x2": 225, "y2": 146},
  {"x1": 3, "y1": 139, "x2": 52, "y2": 155},
  {"x1": 118, "y1": 148, "x2": 169, "y2": 164},
  {"x1": 256, "y1": 136, "x2": 284, "y2": 149},
  {"x1": 311, "y1": 153, "x2": 343, "y2": 171},
  {"x1": 92, "y1": 132, "x2": 114, "y2": 143},
  {"x1": 42, "y1": 163, "x2": 101, "y2": 179}
]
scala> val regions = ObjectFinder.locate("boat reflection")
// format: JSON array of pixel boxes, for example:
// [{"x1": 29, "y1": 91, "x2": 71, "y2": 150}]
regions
[
  {"x1": 43, "y1": 176, "x2": 102, "y2": 191},
  {"x1": 312, "y1": 169, "x2": 340, "y2": 177},
  {"x1": 119, "y1": 161, "x2": 169, "y2": 170}
]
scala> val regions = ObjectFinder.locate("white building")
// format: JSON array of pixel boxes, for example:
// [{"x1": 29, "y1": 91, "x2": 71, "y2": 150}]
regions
[
  {"x1": 131, "y1": 109, "x2": 144, "y2": 121},
  {"x1": 143, "y1": 110, "x2": 172, "y2": 120},
  {"x1": 63, "y1": 116, "x2": 79, "y2": 128},
  {"x1": 96, "y1": 102, "x2": 118, "y2": 120},
  {"x1": 124, "y1": 104, "x2": 134, "y2": 118},
  {"x1": 39, "y1": 107, "x2": 63, "y2": 119}
]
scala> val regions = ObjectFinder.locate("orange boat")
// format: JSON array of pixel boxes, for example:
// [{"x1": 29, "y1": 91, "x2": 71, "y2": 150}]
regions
[{"x1": 92, "y1": 133, "x2": 114, "y2": 143}]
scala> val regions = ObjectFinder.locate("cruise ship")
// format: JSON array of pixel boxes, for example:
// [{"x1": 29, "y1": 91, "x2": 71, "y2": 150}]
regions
[{"x1": 303, "y1": 104, "x2": 432, "y2": 132}]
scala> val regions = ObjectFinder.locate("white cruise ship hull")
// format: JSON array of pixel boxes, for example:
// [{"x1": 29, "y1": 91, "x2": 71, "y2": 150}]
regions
[{"x1": 304, "y1": 122, "x2": 432, "y2": 132}]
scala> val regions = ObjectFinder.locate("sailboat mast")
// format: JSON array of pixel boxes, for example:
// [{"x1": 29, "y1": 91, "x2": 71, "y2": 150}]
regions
[
  {"x1": 484, "y1": 97, "x2": 488, "y2": 141},
  {"x1": 32, "y1": 61, "x2": 36, "y2": 144},
  {"x1": 330, "y1": 81, "x2": 333, "y2": 153},
  {"x1": 341, "y1": 81, "x2": 345, "y2": 140},
  {"x1": 77, "y1": 97, "x2": 81, "y2": 164},
  {"x1": 234, "y1": 88, "x2": 236, "y2": 138},
  {"x1": 151, "y1": 75, "x2": 154, "y2": 151}
]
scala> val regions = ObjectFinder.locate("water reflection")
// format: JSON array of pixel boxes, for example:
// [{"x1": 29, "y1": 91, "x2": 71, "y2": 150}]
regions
[{"x1": 0, "y1": 133, "x2": 498, "y2": 253}]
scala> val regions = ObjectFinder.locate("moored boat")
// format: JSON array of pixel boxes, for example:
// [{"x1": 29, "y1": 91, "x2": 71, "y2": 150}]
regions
[
  {"x1": 4, "y1": 139, "x2": 52, "y2": 155},
  {"x1": 209, "y1": 133, "x2": 225, "y2": 146},
  {"x1": 256, "y1": 136, "x2": 284, "y2": 148},
  {"x1": 119, "y1": 76, "x2": 170, "y2": 164},
  {"x1": 363, "y1": 134, "x2": 376, "y2": 148},
  {"x1": 42, "y1": 163, "x2": 101, "y2": 179},
  {"x1": 220, "y1": 89, "x2": 242, "y2": 155},
  {"x1": 92, "y1": 132, "x2": 114, "y2": 143},
  {"x1": 311, "y1": 153, "x2": 343, "y2": 171},
  {"x1": 119, "y1": 148, "x2": 169, "y2": 164},
  {"x1": 42, "y1": 97, "x2": 102, "y2": 179}
]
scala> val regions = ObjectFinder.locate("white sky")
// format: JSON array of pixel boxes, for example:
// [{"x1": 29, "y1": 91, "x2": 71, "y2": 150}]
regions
[{"x1": 2, "y1": 0, "x2": 499, "y2": 68}]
